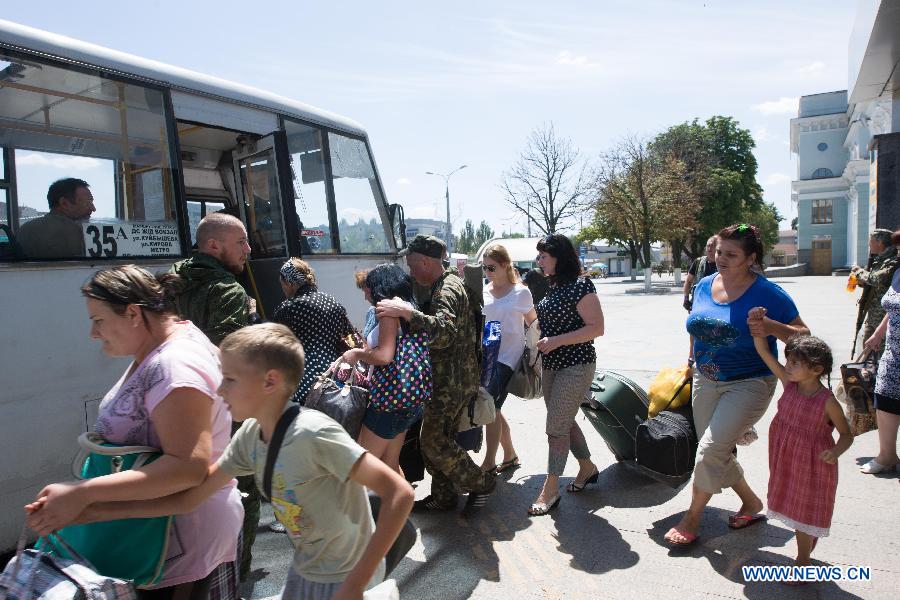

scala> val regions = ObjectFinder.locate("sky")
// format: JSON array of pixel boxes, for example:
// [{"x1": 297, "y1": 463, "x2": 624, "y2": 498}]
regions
[{"x1": 5, "y1": 0, "x2": 860, "y2": 237}]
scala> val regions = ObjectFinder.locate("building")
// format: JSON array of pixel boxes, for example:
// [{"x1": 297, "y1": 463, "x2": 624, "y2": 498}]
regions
[
  {"x1": 404, "y1": 218, "x2": 447, "y2": 240},
  {"x1": 765, "y1": 229, "x2": 798, "y2": 267},
  {"x1": 791, "y1": 1, "x2": 900, "y2": 274}
]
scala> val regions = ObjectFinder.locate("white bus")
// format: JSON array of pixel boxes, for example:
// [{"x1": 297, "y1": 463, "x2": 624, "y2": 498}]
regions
[{"x1": 0, "y1": 19, "x2": 406, "y2": 552}]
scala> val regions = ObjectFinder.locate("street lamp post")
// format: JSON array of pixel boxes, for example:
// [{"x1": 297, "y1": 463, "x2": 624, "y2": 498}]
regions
[{"x1": 425, "y1": 164, "x2": 467, "y2": 255}]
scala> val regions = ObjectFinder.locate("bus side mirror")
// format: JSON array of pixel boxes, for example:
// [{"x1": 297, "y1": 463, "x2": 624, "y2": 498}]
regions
[{"x1": 389, "y1": 203, "x2": 406, "y2": 250}]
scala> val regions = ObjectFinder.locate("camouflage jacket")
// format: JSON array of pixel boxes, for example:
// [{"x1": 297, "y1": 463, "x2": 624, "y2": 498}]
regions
[
  {"x1": 409, "y1": 270, "x2": 480, "y2": 403},
  {"x1": 858, "y1": 248, "x2": 900, "y2": 327},
  {"x1": 169, "y1": 252, "x2": 249, "y2": 345}
]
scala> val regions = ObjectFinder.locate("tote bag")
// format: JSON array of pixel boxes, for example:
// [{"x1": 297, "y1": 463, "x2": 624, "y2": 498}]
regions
[
  {"x1": 39, "y1": 433, "x2": 171, "y2": 588},
  {"x1": 369, "y1": 331, "x2": 432, "y2": 413}
]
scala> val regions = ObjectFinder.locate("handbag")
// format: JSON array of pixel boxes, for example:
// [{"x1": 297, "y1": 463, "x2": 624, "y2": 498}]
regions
[
  {"x1": 305, "y1": 369, "x2": 369, "y2": 439},
  {"x1": 647, "y1": 366, "x2": 692, "y2": 417},
  {"x1": 458, "y1": 387, "x2": 496, "y2": 432},
  {"x1": 0, "y1": 528, "x2": 136, "y2": 600},
  {"x1": 369, "y1": 331, "x2": 432, "y2": 412},
  {"x1": 506, "y1": 321, "x2": 542, "y2": 400},
  {"x1": 38, "y1": 433, "x2": 171, "y2": 588},
  {"x1": 839, "y1": 351, "x2": 878, "y2": 436}
]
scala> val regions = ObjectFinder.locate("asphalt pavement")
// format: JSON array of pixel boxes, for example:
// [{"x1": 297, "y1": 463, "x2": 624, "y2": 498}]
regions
[{"x1": 242, "y1": 275, "x2": 898, "y2": 600}]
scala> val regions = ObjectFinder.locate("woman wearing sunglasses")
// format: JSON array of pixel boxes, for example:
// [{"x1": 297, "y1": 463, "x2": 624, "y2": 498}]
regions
[{"x1": 480, "y1": 245, "x2": 537, "y2": 475}]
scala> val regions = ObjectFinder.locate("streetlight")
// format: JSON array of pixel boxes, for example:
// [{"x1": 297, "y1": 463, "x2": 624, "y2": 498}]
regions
[{"x1": 425, "y1": 164, "x2": 467, "y2": 255}]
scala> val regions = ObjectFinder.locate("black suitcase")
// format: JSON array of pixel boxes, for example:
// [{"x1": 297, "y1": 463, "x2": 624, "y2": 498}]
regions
[
  {"x1": 580, "y1": 370, "x2": 648, "y2": 461},
  {"x1": 635, "y1": 405, "x2": 698, "y2": 478}
]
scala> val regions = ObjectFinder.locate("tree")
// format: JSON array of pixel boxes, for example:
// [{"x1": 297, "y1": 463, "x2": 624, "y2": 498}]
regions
[
  {"x1": 501, "y1": 123, "x2": 593, "y2": 235},
  {"x1": 790, "y1": 216, "x2": 798, "y2": 230},
  {"x1": 456, "y1": 219, "x2": 477, "y2": 255},
  {"x1": 652, "y1": 116, "x2": 766, "y2": 260},
  {"x1": 742, "y1": 201, "x2": 783, "y2": 253},
  {"x1": 474, "y1": 221, "x2": 494, "y2": 250},
  {"x1": 500, "y1": 231, "x2": 526, "y2": 239},
  {"x1": 591, "y1": 137, "x2": 700, "y2": 269}
]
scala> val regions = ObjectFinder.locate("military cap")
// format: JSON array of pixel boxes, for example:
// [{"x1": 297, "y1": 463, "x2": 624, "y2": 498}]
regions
[{"x1": 399, "y1": 234, "x2": 446, "y2": 259}]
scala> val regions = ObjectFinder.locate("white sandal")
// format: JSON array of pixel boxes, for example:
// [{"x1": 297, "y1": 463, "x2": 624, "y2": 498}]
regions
[{"x1": 859, "y1": 459, "x2": 897, "y2": 474}]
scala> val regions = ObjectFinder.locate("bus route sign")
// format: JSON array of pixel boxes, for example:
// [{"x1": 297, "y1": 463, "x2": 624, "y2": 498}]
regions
[{"x1": 83, "y1": 221, "x2": 180, "y2": 258}]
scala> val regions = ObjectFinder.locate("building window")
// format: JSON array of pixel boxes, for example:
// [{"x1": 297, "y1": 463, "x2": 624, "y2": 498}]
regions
[
  {"x1": 811, "y1": 199, "x2": 833, "y2": 224},
  {"x1": 811, "y1": 167, "x2": 834, "y2": 179},
  {"x1": 817, "y1": 142, "x2": 828, "y2": 151}
]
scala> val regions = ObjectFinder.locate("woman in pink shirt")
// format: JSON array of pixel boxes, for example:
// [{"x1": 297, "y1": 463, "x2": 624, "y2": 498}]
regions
[{"x1": 27, "y1": 265, "x2": 243, "y2": 600}]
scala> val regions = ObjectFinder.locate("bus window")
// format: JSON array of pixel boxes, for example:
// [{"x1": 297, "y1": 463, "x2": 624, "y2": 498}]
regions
[
  {"x1": 236, "y1": 147, "x2": 287, "y2": 259},
  {"x1": 186, "y1": 198, "x2": 226, "y2": 246},
  {"x1": 327, "y1": 133, "x2": 390, "y2": 254},
  {"x1": 284, "y1": 120, "x2": 333, "y2": 254},
  {"x1": 0, "y1": 49, "x2": 180, "y2": 260}
]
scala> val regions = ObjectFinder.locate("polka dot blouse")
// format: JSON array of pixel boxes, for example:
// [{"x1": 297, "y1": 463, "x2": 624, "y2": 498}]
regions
[
  {"x1": 273, "y1": 286, "x2": 355, "y2": 402},
  {"x1": 536, "y1": 277, "x2": 597, "y2": 371}
]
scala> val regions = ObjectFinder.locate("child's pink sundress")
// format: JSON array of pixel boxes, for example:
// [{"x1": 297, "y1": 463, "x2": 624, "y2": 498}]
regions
[{"x1": 767, "y1": 381, "x2": 838, "y2": 537}]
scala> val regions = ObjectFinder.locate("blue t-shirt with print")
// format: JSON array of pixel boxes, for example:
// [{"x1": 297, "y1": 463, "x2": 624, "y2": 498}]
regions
[{"x1": 686, "y1": 274, "x2": 799, "y2": 382}]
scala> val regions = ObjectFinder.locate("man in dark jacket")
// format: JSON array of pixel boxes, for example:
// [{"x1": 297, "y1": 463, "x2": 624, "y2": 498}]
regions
[{"x1": 170, "y1": 212, "x2": 259, "y2": 580}]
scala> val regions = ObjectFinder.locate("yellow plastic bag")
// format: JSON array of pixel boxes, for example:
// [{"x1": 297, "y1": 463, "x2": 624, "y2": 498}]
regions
[{"x1": 648, "y1": 366, "x2": 692, "y2": 417}]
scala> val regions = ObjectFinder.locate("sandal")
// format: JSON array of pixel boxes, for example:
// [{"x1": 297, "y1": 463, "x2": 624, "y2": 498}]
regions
[
  {"x1": 664, "y1": 527, "x2": 699, "y2": 546},
  {"x1": 727, "y1": 514, "x2": 765, "y2": 529},
  {"x1": 528, "y1": 495, "x2": 560, "y2": 516},
  {"x1": 566, "y1": 470, "x2": 599, "y2": 493},
  {"x1": 494, "y1": 457, "x2": 521, "y2": 474}
]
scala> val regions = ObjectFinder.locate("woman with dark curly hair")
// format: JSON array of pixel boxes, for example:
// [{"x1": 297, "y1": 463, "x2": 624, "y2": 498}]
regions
[
  {"x1": 528, "y1": 234, "x2": 604, "y2": 516},
  {"x1": 336, "y1": 264, "x2": 430, "y2": 474},
  {"x1": 665, "y1": 224, "x2": 810, "y2": 546}
]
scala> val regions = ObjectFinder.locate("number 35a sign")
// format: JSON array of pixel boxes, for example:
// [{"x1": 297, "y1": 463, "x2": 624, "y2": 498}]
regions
[{"x1": 83, "y1": 221, "x2": 180, "y2": 258}]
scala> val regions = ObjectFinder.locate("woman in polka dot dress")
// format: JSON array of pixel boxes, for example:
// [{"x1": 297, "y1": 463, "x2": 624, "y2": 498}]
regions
[
  {"x1": 273, "y1": 258, "x2": 357, "y2": 403},
  {"x1": 336, "y1": 264, "x2": 431, "y2": 474},
  {"x1": 528, "y1": 234, "x2": 605, "y2": 516}
]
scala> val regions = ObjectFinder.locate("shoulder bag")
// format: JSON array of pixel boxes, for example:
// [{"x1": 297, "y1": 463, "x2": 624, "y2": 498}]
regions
[
  {"x1": 506, "y1": 321, "x2": 542, "y2": 400},
  {"x1": 305, "y1": 369, "x2": 369, "y2": 439},
  {"x1": 38, "y1": 433, "x2": 171, "y2": 588},
  {"x1": 369, "y1": 330, "x2": 432, "y2": 413}
]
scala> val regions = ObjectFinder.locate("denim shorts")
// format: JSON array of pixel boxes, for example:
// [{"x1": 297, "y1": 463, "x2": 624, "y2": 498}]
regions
[{"x1": 363, "y1": 405, "x2": 424, "y2": 440}]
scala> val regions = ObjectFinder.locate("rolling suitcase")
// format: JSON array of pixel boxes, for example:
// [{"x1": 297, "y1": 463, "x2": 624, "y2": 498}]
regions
[{"x1": 580, "y1": 370, "x2": 649, "y2": 461}]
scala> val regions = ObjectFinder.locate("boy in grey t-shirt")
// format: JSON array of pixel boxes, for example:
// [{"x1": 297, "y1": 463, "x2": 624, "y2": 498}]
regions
[{"x1": 62, "y1": 323, "x2": 414, "y2": 599}]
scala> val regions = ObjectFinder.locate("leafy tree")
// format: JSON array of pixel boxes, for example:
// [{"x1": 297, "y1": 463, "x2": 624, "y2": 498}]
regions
[
  {"x1": 500, "y1": 231, "x2": 526, "y2": 239},
  {"x1": 475, "y1": 221, "x2": 494, "y2": 250},
  {"x1": 742, "y1": 201, "x2": 782, "y2": 252},
  {"x1": 651, "y1": 116, "x2": 765, "y2": 260},
  {"x1": 790, "y1": 216, "x2": 798, "y2": 230},
  {"x1": 591, "y1": 137, "x2": 700, "y2": 269},
  {"x1": 456, "y1": 219, "x2": 477, "y2": 254},
  {"x1": 501, "y1": 123, "x2": 593, "y2": 235}
]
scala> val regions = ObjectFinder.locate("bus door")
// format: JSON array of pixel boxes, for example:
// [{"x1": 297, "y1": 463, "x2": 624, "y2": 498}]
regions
[{"x1": 232, "y1": 132, "x2": 294, "y2": 318}]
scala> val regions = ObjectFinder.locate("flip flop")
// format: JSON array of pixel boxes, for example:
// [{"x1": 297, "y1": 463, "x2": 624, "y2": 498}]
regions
[
  {"x1": 494, "y1": 457, "x2": 521, "y2": 474},
  {"x1": 664, "y1": 527, "x2": 699, "y2": 546},
  {"x1": 728, "y1": 514, "x2": 766, "y2": 529}
]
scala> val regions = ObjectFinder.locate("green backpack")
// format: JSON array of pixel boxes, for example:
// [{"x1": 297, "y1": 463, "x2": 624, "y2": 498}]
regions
[{"x1": 41, "y1": 433, "x2": 173, "y2": 588}]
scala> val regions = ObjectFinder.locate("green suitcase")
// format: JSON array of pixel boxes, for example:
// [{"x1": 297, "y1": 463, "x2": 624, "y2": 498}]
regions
[{"x1": 580, "y1": 370, "x2": 649, "y2": 461}]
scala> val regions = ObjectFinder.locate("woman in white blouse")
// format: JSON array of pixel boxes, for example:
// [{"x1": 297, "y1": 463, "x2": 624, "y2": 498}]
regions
[{"x1": 480, "y1": 244, "x2": 537, "y2": 474}]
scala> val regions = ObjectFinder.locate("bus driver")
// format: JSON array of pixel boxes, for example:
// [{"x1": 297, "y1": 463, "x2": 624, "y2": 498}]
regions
[{"x1": 18, "y1": 178, "x2": 95, "y2": 259}]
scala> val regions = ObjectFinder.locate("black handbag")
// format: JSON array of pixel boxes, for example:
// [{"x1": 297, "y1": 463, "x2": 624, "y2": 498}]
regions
[{"x1": 304, "y1": 370, "x2": 369, "y2": 439}]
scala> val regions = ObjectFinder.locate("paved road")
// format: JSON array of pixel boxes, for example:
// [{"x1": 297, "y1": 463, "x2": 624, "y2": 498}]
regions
[{"x1": 243, "y1": 276, "x2": 897, "y2": 599}]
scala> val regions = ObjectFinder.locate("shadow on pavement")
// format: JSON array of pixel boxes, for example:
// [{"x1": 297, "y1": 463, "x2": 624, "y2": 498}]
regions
[
  {"x1": 549, "y1": 504, "x2": 639, "y2": 575},
  {"x1": 591, "y1": 462, "x2": 685, "y2": 508}
]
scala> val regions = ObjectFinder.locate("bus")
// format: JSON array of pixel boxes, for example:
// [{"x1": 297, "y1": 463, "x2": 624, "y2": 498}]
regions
[{"x1": 0, "y1": 19, "x2": 406, "y2": 552}]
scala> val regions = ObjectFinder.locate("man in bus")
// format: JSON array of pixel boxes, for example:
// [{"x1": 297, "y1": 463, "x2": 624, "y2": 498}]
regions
[
  {"x1": 377, "y1": 235, "x2": 497, "y2": 516},
  {"x1": 169, "y1": 212, "x2": 260, "y2": 581},
  {"x1": 18, "y1": 178, "x2": 95, "y2": 259}
]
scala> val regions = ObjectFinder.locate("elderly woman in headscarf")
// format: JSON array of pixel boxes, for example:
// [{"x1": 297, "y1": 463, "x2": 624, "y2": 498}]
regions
[{"x1": 273, "y1": 258, "x2": 357, "y2": 402}]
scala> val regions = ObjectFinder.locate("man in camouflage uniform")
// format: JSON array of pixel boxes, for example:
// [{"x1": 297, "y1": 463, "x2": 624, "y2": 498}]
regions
[
  {"x1": 852, "y1": 228, "x2": 900, "y2": 355},
  {"x1": 170, "y1": 213, "x2": 260, "y2": 581},
  {"x1": 378, "y1": 235, "x2": 497, "y2": 515}
]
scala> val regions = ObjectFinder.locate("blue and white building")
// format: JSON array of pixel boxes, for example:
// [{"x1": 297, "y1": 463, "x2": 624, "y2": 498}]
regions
[{"x1": 791, "y1": 0, "x2": 900, "y2": 273}]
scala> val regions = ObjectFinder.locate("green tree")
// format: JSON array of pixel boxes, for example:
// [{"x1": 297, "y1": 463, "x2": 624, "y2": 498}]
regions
[
  {"x1": 500, "y1": 231, "x2": 526, "y2": 239},
  {"x1": 652, "y1": 116, "x2": 765, "y2": 260},
  {"x1": 456, "y1": 219, "x2": 477, "y2": 254},
  {"x1": 474, "y1": 220, "x2": 494, "y2": 251},
  {"x1": 742, "y1": 201, "x2": 783, "y2": 253}
]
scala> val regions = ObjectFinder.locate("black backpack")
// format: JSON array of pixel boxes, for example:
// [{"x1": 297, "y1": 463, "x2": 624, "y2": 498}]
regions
[{"x1": 634, "y1": 379, "x2": 698, "y2": 479}]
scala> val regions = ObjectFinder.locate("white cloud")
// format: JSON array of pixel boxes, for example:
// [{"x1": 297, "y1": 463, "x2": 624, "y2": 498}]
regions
[
  {"x1": 763, "y1": 173, "x2": 792, "y2": 187},
  {"x1": 16, "y1": 152, "x2": 105, "y2": 171},
  {"x1": 795, "y1": 61, "x2": 825, "y2": 75},
  {"x1": 556, "y1": 51, "x2": 588, "y2": 66},
  {"x1": 751, "y1": 97, "x2": 799, "y2": 115},
  {"x1": 405, "y1": 204, "x2": 439, "y2": 220},
  {"x1": 396, "y1": 178, "x2": 412, "y2": 185},
  {"x1": 753, "y1": 127, "x2": 772, "y2": 143}
]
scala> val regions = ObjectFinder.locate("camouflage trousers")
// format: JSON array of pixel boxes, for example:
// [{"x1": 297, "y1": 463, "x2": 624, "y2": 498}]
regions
[{"x1": 420, "y1": 388, "x2": 495, "y2": 506}]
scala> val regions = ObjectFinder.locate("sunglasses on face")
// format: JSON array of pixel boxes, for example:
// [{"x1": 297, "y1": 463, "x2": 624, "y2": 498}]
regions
[{"x1": 481, "y1": 264, "x2": 497, "y2": 273}]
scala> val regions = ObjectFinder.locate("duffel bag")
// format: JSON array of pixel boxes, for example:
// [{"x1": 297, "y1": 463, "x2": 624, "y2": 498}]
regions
[{"x1": 635, "y1": 405, "x2": 698, "y2": 478}]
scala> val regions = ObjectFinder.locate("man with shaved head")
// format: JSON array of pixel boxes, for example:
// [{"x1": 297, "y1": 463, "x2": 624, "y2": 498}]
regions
[{"x1": 170, "y1": 212, "x2": 259, "y2": 581}]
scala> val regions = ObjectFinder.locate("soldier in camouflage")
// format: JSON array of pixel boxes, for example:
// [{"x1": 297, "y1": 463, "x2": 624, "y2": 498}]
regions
[
  {"x1": 378, "y1": 235, "x2": 496, "y2": 515},
  {"x1": 853, "y1": 228, "x2": 900, "y2": 354}
]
